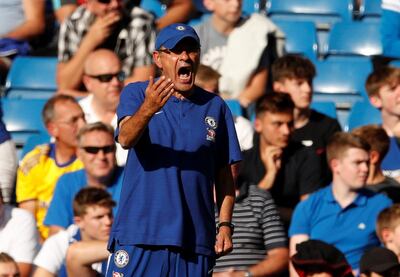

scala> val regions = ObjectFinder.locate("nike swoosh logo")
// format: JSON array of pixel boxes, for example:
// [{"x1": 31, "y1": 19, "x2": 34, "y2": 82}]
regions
[{"x1": 155, "y1": 111, "x2": 163, "y2": 115}]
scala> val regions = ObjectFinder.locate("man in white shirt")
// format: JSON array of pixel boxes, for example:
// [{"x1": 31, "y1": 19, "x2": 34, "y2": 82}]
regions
[{"x1": 79, "y1": 48, "x2": 127, "y2": 165}]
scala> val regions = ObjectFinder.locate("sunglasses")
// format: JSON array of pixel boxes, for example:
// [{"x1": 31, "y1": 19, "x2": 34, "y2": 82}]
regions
[
  {"x1": 97, "y1": 0, "x2": 113, "y2": 3},
  {"x1": 87, "y1": 71, "x2": 125, "y2": 82},
  {"x1": 81, "y1": 145, "x2": 116, "y2": 154}
]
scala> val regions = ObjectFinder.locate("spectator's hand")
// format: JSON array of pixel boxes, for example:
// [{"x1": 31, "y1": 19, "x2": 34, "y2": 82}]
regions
[
  {"x1": 142, "y1": 76, "x2": 175, "y2": 115},
  {"x1": 215, "y1": 226, "x2": 233, "y2": 257},
  {"x1": 86, "y1": 11, "x2": 121, "y2": 46},
  {"x1": 261, "y1": 145, "x2": 282, "y2": 174},
  {"x1": 258, "y1": 145, "x2": 282, "y2": 190}
]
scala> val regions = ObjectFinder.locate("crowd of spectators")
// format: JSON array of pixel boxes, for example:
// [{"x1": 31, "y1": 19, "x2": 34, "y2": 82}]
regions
[{"x1": 1, "y1": 0, "x2": 400, "y2": 276}]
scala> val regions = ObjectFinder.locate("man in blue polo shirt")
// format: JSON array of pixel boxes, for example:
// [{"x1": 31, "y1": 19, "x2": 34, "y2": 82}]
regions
[
  {"x1": 289, "y1": 132, "x2": 392, "y2": 275},
  {"x1": 44, "y1": 122, "x2": 123, "y2": 235},
  {"x1": 105, "y1": 23, "x2": 241, "y2": 277}
]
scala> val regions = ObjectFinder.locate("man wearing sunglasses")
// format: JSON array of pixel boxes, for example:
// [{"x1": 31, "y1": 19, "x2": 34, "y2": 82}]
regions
[
  {"x1": 106, "y1": 23, "x2": 241, "y2": 276},
  {"x1": 44, "y1": 122, "x2": 123, "y2": 236},
  {"x1": 80, "y1": 49, "x2": 127, "y2": 166},
  {"x1": 57, "y1": 0, "x2": 156, "y2": 96}
]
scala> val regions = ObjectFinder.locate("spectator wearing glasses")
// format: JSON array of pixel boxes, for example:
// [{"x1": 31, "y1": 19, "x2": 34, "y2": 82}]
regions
[
  {"x1": 57, "y1": 0, "x2": 156, "y2": 97},
  {"x1": 80, "y1": 49, "x2": 127, "y2": 165},
  {"x1": 16, "y1": 95, "x2": 85, "y2": 241},
  {"x1": 44, "y1": 122, "x2": 123, "y2": 236},
  {"x1": 106, "y1": 23, "x2": 241, "y2": 276}
]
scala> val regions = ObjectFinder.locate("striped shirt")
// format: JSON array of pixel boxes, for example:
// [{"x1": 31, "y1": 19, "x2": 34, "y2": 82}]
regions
[
  {"x1": 58, "y1": 5, "x2": 156, "y2": 77},
  {"x1": 214, "y1": 185, "x2": 288, "y2": 272}
]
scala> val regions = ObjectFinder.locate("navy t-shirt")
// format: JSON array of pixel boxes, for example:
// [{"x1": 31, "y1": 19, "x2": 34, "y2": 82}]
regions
[{"x1": 109, "y1": 82, "x2": 242, "y2": 256}]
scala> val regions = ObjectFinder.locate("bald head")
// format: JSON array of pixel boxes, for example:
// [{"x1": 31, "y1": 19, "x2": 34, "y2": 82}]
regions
[{"x1": 84, "y1": 49, "x2": 121, "y2": 76}]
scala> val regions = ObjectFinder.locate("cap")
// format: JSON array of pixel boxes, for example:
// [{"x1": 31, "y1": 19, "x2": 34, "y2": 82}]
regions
[
  {"x1": 155, "y1": 23, "x2": 200, "y2": 50},
  {"x1": 291, "y1": 240, "x2": 354, "y2": 277},
  {"x1": 360, "y1": 247, "x2": 400, "y2": 274}
]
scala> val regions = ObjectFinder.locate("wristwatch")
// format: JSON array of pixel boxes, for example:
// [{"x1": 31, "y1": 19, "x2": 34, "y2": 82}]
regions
[
  {"x1": 244, "y1": 270, "x2": 253, "y2": 277},
  {"x1": 217, "y1": 221, "x2": 235, "y2": 234}
]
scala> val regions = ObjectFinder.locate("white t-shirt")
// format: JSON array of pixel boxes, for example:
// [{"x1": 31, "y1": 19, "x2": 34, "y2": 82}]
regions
[
  {"x1": 34, "y1": 225, "x2": 103, "y2": 275},
  {"x1": 34, "y1": 224, "x2": 79, "y2": 274},
  {"x1": 234, "y1": 116, "x2": 254, "y2": 151},
  {"x1": 79, "y1": 95, "x2": 128, "y2": 166},
  {"x1": 0, "y1": 205, "x2": 39, "y2": 263}
]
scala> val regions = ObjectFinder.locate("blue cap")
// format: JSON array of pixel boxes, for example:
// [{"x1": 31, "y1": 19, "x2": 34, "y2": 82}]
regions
[{"x1": 155, "y1": 23, "x2": 200, "y2": 50}]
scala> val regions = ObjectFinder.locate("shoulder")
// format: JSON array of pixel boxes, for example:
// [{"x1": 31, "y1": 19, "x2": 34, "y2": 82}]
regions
[
  {"x1": 7, "y1": 205, "x2": 35, "y2": 224},
  {"x1": 310, "y1": 110, "x2": 341, "y2": 128},
  {"x1": 129, "y1": 6, "x2": 155, "y2": 22},
  {"x1": 19, "y1": 144, "x2": 51, "y2": 175},
  {"x1": 361, "y1": 188, "x2": 393, "y2": 206},
  {"x1": 57, "y1": 169, "x2": 86, "y2": 188}
]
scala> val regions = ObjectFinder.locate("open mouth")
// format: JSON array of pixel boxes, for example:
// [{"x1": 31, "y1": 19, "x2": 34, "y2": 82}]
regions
[{"x1": 177, "y1": 65, "x2": 192, "y2": 83}]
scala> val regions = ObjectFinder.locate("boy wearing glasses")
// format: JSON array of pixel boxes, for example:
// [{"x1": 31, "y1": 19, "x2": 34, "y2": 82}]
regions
[
  {"x1": 106, "y1": 23, "x2": 241, "y2": 276},
  {"x1": 16, "y1": 95, "x2": 85, "y2": 241},
  {"x1": 80, "y1": 48, "x2": 127, "y2": 166},
  {"x1": 44, "y1": 122, "x2": 123, "y2": 236},
  {"x1": 57, "y1": 0, "x2": 156, "y2": 96}
]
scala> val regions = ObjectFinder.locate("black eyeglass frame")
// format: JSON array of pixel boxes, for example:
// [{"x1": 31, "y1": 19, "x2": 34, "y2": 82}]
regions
[
  {"x1": 81, "y1": 145, "x2": 116, "y2": 154},
  {"x1": 86, "y1": 71, "x2": 125, "y2": 83}
]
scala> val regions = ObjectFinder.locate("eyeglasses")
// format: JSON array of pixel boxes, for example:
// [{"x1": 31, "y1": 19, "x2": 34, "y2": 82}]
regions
[
  {"x1": 55, "y1": 114, "x2": 86, "y2": 126},
  {"x1": 86, "y1": 71, "x2": 125, "y2": 83},
  {"x1": 97, "y1": 0, "x2": 112, "y2": 4},
  {"x1": 81, "y1": 145, "x2": 116, "y2": 154}
]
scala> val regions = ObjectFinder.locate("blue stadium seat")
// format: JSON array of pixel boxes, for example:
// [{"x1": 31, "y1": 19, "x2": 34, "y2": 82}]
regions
[
  {"x1": 347, "y1": 101, "x2": 381, "y2": 130},
  {"x1": 325, "y1": 22, "x2": 382, "y2": 57},
  {"x1": 390, "y1": 60, "x2": 400, "y2": 68},
  {"x1": 310, "y1": 101, "x2": 337, "y2": 119},
  {"x1": 20, "y1": 132, "x2": 51, "y2": 158},
  {"x1": 266, "y1": 0, "x2": 353, "y2": 27},
  {"x1": 5, "y1": 56, "x2": 57, "y2": 99},
  {"x1": 225, "y1": 99, "x2": 243, "y2": 117},
  {"x1": 313, "y1": 58, "x2": 373, "y2": 107},
  {"x1": 1, "y1": 98, "x2": 47, "y2": 147},
  {"x1": 140, "y1": 0, "x2": 166, "y2": 19},
  {"x1": 273, "y1": 19, "x2": 318, "y2": 60},
  {"x1": 359, "y1": 0, "x2": 382, "y2": 22},
  {"x1": 242, "y1": 0, "x2": 260, "y2": 15}
]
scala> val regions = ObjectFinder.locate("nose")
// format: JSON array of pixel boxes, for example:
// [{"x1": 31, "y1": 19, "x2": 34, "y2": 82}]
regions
[
  {"x1": 230, "y1": 0, "x2": 241, "y2": 9},
  {"x1": 109, "y1": 0, "x2": 121, "y2": 9},
  {"x1": 281, "y1": 123, "x2": 291, "y2": 136},
  {"x1": 300, "y1": 81, "x2": 312, "y2": 94},
  {"x1": 104, "y1": 215, "x2": 113, "y2": 226},
  {"x1": 178, "y1": 50, "x2": 190, "y2": 60}
]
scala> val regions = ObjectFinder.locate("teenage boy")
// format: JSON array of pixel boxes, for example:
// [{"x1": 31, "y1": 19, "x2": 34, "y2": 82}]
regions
[
  {"x1": 352, "y1": 124, "x2": 400, "y2": 203},
  {"x1": 289, "y1": 132, "x2": 392, "y2": 273},
  {"x1": 33, "y1": 187, "x2": 114, "y2": 277},
  {"x1": 376, "y1": 204, "x2": 400, "y2": 261},
  {"x1": 366, "y1": 66, "x2": 400, "y2": 181}
]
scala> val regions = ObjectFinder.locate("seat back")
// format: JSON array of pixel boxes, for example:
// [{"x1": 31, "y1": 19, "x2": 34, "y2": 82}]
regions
[
  {"x1": 267, "y1": 0, "x2": 353, "y2": 28},
  {"x1": 310, "y1": 101, "x2": 337, "y2": 119},
  {"x1": 326, "y1": 22, "x2": 382, "y2": 57},
  {"x1": 359, "y1": 0, "x2": 382, "y2": 22},
  {"x1": 347, "y1": 101, "x2": 382, "y2": 130},
  {"x1": 1, "y1": 98, "x2": 47, "y2": 147},
  {"x1": 273, "y1": 19, "x2": 318, "y2": 59},
  {"x1": 313, "y1": 58, "x2": 373, "y2": 107},
  {"x1": 5, "y1": 56, "x2": 57, "y2": 98}
]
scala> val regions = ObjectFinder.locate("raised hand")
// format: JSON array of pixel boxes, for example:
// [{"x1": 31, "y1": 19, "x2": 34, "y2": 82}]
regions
[
  {"x1": 86, "y1": 11, "x2": 122, "y2": 46},
  {"x1": 142, "y1": 76, "x2": 175, "y2": 115}
]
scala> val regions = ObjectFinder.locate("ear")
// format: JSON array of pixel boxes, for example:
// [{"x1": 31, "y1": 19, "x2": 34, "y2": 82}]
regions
[
  {"x1": 153, "y1": 51, "x2": 162, "y2": 69},
  {"x1": 369, "y1": 95, "x2": 382, "y2": 109},
  {"x1": 369, "y1": 150, "x2": 380, "y2": 165},
  {"x1": 46, "y1": 121, "x2": 58, "y2": 138},
  {"x1": 254, "y1": 117, "x2": 262, "y2": 133},
  {"x1": 382, "y1": 228, "x2": 393, "y2": 244},
  {"x1": 203, "y1": 0, "x2": 215, "y2": 11},
  {"x1": 330, "y1": 158, "x2": 339, "y2": 173},
  {"x1": 82, "y1": 75, "x2": 94, "y2": 91},
  {"x1": 74, "y1": 216, "x2": 83, "y2": 229}
]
